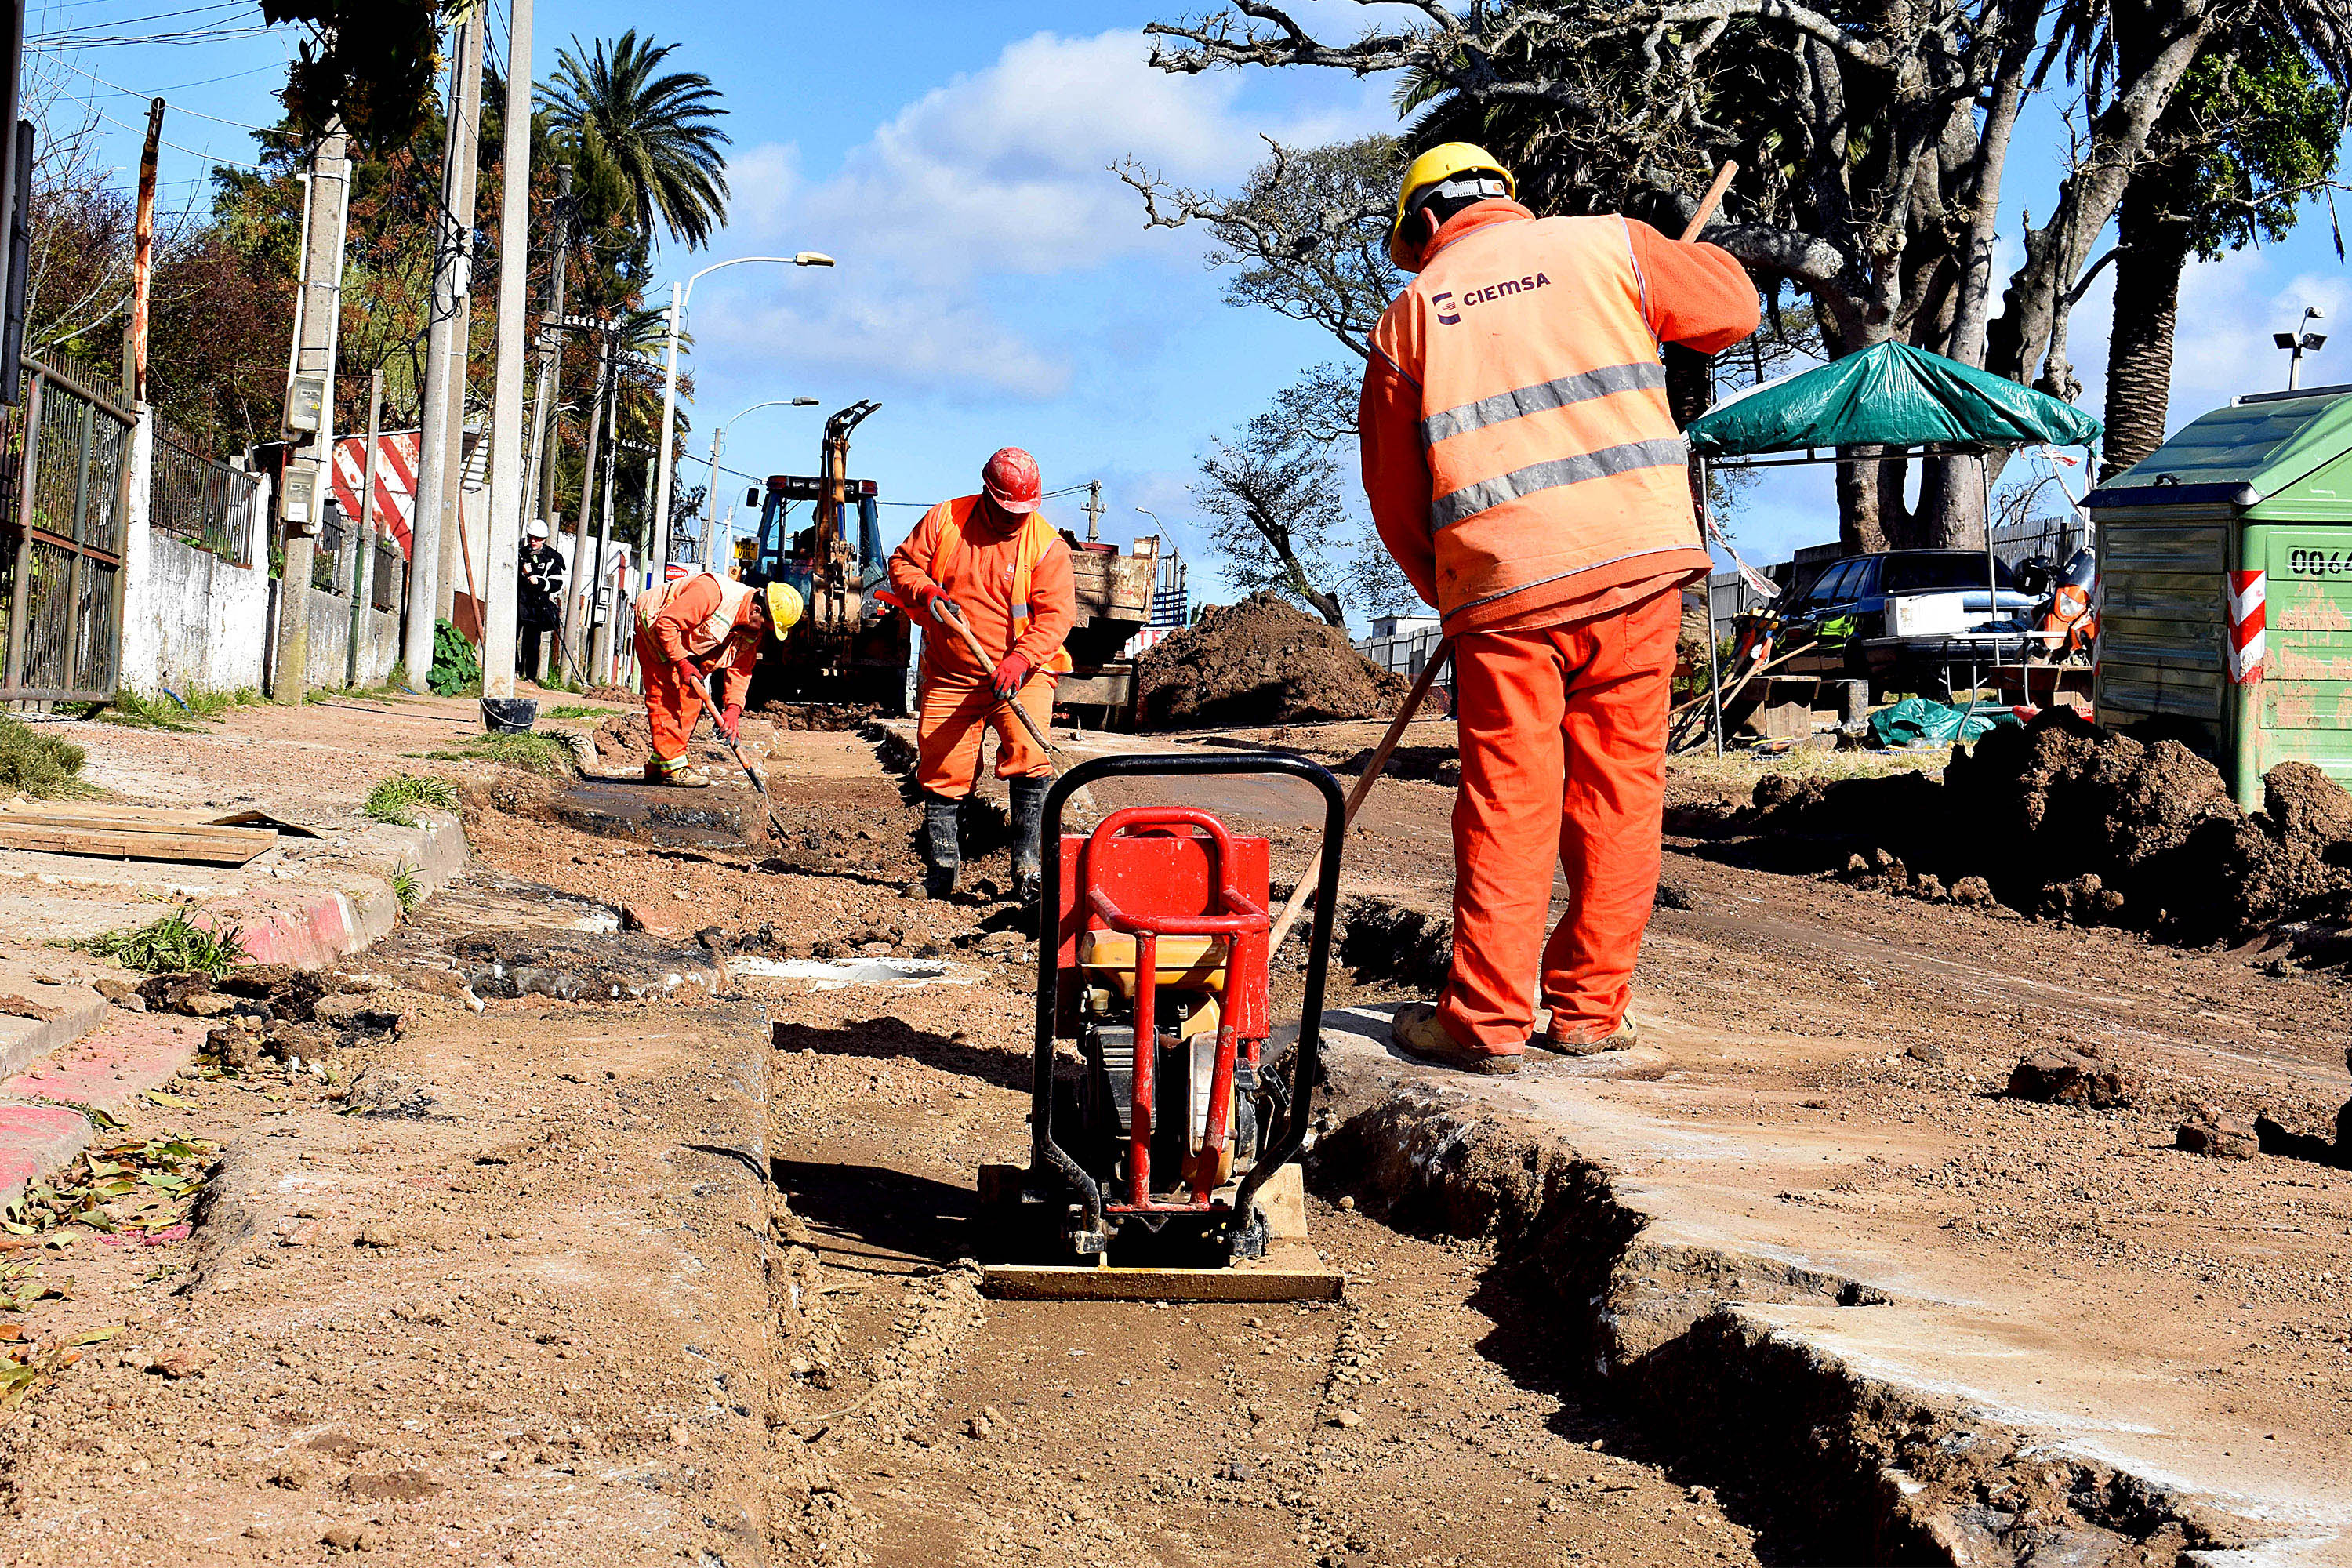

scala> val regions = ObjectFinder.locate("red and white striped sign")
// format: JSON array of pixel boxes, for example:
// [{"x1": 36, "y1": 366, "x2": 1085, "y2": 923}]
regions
[
  {"x1": 2227, "y1": 568, "x2": 2266, "y2": 682},
  {"x1": 329, "y1": 430, "x2": 423, "y2": 557}
]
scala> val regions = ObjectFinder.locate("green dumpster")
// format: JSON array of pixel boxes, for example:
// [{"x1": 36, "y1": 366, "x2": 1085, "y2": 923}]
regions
[{"x1": 2086, "y1": 383, "x2": 2352, "y2": 810}]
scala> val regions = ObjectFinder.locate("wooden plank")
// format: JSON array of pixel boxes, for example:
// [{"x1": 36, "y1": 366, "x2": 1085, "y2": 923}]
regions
[
  {"x1": 981, "y1": 1242, "x2": 1341, "y2": 1303},
  {"x1": 0, "y1": 812, "x2": 277, "y2": 846},
  {"x1": 0, "y1": 820, "x2": 275, "y2": 866}
]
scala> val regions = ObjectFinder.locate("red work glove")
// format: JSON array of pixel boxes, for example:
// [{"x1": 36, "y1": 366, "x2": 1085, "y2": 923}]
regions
[
  {"x1": 718, "y1": 702, "x2": 743, "y2": 742},
  {"x1": 918, "y1": 583, "x2": 961, "y2": 622},
  {"x1": 991, "y1": 652, "x2": 1033, "y2": 700}
]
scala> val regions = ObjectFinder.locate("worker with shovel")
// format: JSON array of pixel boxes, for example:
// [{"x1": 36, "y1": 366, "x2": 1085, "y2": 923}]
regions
[
  {"x1": 632, "y1": 568, "x2": 800, "y2": 787},
  {"x1": 1360, "y1": 143, "x2": 1758, "y2": 1074},
  {"x1": 887, "y1": 447, "x2": 1075, "y2": 902}
]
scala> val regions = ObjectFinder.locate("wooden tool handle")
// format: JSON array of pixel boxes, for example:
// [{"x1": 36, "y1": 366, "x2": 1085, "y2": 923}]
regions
[
  {"x1": 1265, "y1": 641, "x2": 1453, "y2": 955},
  {"x1": 940, "y1": 605, "x2": 1058, "y2": 760},
  {"x1": 1679, "y1": 161, "x2": 1738, "y2": 242}
]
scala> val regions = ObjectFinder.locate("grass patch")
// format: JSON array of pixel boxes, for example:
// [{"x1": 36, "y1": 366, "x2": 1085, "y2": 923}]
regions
[
  {"x1": 423, "y1": 733, "x2": 577, "y2": 777},
  {"x1": 95, "y1": 689, "x2": 197, "y2": 731},
  {"x1": 0, "y1": 717, "x2": 87, "y2": 798},
  {"x1": 364, "y1": 774, "x2": 460, "y2": 826},
  {"x1": 543, "y1": 703, "x2": 604, "y2": 720},
  {"x1": 1669, "y1": 743, "x2": 1955, "y2": 799},
  {"x1": 389, "y1": 863, "x2": 423, "y2": 914},
  {"x1": 82, "y1": 904, "x2": 242, "y2": 978}
]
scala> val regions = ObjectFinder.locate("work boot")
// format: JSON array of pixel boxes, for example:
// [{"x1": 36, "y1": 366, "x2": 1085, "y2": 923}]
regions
[
  {"x1": 921, "y1": 791, "x2": 963, "y2": 901},
  {"x1": 1534, "y1": 1014, "x2": 1637, "y2": 1057},
  {"x1": 1389, "y1": 1003, "x2": 1520, "y2": 1076},
  {"x1": 646, "y1": 758, "x2": 712, "y2": 789},
  {"x1": 1008, "y1": 775, "x2": 1048, "y2": 905}
]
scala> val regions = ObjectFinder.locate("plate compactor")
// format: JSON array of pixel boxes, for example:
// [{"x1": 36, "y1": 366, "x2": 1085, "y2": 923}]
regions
[{"x1": 978, "y1": 753, "x2": 1346, "y2": 1303}]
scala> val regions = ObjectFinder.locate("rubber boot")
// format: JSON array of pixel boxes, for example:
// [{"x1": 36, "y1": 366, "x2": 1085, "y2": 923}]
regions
[
  {"x1": 1009, "y1": 775, "x2": 1048, "y2": 906},
  {"x1": 921, "y1": 791, "x2": 963, "y2": 901}
]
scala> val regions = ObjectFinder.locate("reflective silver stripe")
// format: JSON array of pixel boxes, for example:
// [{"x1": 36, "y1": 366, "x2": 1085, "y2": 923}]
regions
[
  {"x1": 1421, "y1": 361, "x2": 1666, "y2": 445},
  {"x1": 1429, "y1": 437, "x2": 1690, "y2": 530}
]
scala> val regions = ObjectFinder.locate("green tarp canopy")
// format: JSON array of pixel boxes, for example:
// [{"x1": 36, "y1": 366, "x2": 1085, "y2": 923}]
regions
[{"x1": 1683, "y1": 340, "x2": 2103, "y2": 457}]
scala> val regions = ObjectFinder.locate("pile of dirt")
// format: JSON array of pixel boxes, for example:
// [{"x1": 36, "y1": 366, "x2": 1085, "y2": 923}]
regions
[
  {"x1": 758, "y1": 702, "x2": 881, "y2": 732},
  {"x1": 1134, "y1": 593, "x2": 1408, "y2": 731},
  {"x1": 590, "y1": 709, "x2": 652, "y2": 770},
  {"x1": 1695, "y1": 712, "x2": 2352, "y2": 946}
]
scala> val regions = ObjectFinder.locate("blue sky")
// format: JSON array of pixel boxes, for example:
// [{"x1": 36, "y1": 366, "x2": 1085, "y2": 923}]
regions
[{"x1": 27, "y1": 0, "x2": 2352, "y2": 621}]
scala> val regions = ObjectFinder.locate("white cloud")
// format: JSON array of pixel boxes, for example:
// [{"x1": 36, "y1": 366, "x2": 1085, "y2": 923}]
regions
[
  {"x1": 2168, "y1": 251, "x2": 2350, "y2": 421},
  {"x1": 691, "y1": 28, "x2": 1393, "y2": 401}
]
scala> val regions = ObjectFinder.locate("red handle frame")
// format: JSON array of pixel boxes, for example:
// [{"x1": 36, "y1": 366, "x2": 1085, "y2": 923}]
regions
[{"x1": 1079, "y1": 807, "x2": 1269, "y2": 1214}]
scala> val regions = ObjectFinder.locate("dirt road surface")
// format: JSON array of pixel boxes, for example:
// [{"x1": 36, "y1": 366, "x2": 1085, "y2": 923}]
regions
[{"x1": 2, "y1": 701, "x2": 2347, "y2": 1563}]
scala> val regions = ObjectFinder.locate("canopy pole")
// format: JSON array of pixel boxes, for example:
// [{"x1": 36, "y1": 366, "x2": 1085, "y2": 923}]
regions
[
  {"x1": 1700, "y1": 455, "x2": 1725, "y2": 758},
  {"x1": 1982, "y1": 450, "x2": 1999, "y2": 703}
]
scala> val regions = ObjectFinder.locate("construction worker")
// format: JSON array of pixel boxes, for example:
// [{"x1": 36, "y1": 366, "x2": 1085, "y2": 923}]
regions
[
  {"x1": 1361, "y1": 143, "x2": 1759, "y2": 1074},
  {"x1": 517, "y1": 518, "x2": 566, "y2": 684},
  {"x1": 887, "y1": 448, "x2": 1074, "y2": 902},
  {"x1": 631, "y1": 568, "x2": 801, "y2": 787}
]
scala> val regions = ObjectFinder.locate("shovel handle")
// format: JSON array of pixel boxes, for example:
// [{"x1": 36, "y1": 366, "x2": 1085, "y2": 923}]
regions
[
  {"x1": 1266, "y1": 640, "x2": 1454, "y2": 955},
  {"x1": 1679, "y1": 161, "x2": 1738, "y2": 242},
  {"x1": 937, "y1": 601, "x2": 1060, "y2": 763}
]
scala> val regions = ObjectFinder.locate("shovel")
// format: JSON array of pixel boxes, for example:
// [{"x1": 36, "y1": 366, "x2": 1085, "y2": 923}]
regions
[
  {"x1": 931, "y1": 601, "x2": 1098, "y2": 817},
  {"x1": 681, "y1": 667, "x2": 791, "y2": 840}
]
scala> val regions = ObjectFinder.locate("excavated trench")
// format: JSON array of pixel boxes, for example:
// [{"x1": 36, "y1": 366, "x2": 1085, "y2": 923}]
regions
[{"x1": 1305, "y1": 1083, "x2": 2229, "y2": 1566}]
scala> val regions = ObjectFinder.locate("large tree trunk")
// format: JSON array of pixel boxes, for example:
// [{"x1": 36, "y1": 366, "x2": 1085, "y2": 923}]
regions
[{"x1": 2100, "y1": 186, "x2": 2187, "y2": 481}]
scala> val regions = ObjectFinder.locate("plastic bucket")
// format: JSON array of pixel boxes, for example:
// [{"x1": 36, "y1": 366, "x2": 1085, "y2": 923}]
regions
[{"x1": 481, "y1": 697, "x2": 539, "y2": 735}]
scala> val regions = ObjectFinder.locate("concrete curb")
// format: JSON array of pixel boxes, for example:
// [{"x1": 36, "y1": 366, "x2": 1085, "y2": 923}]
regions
[
  {"x1": 0, "y1": 985, "x2": 111, "y2": 1081},
  {"x1": 198, "y1": 810, "x2": 466, "y2": 969}
]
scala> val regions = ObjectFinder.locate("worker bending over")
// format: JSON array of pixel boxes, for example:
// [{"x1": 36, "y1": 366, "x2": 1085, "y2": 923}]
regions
[
  {"x1": 888, "y1": 448, "x2": 1074, "y2": 902},
  {"x1": 1361, "y1": 143, "x2": 1758, "y2": 1074},
  {"x1": 631, "y1": 569, "x2": 800, "y2": 788}
]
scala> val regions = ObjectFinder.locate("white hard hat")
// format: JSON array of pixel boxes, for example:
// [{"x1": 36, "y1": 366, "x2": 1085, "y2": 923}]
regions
[{"x1": 527, "y1": 519, "x2": 550, "y2": 540}]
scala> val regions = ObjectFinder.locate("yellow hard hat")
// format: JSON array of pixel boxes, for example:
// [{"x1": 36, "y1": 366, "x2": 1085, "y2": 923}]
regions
[
  {"x1": 764, "y1": 580, "x2": 803, "y2": 632},
  {"x1": 1389, "y1": 143, "x2": 1515, "y2": 271}
]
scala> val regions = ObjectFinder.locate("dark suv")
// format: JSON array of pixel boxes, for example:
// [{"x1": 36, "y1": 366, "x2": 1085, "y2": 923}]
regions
[{"x1": 1770, "y1": 550, "x2": 2038, "y2": 695}]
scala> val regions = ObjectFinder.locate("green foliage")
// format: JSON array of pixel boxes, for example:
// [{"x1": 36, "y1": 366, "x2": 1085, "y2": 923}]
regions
[
  {"x1": 543, "y1": 703, "x2": 604, "y2": 719},
  {"x1": 427, "y1": 619, "x2": 483, "y2": 697},
  {"x1": 82, "y1": 905, "x2": 242, "y2": 978},
  {"x1": 2160, "y1": 28, "x2": 2343, "y2": 260},
  {"x1": 539, "y1": 31, "x2": 733, "y2": 251},
  {"x1": 389, "y1": 863, "x2": 423, "y2": 914},
  {"x1": 259, "y1": 0, "x2": 446, "y2": 147},
  {"x1": 0, "y1": 717, "x2": 85, "y2": 799},
  {"x1": 423, "y1": 734, "x2": 578, "y2": 776},
  {"x1": 95, "y1": 690, "x2": 197, "y2": 732},
  {"x1": 364, "y1": 774, "x2": 459, "y2": 826}
]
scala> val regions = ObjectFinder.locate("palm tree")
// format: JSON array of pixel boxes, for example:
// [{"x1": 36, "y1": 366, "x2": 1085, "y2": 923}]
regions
[{"x1": 538, "y1": 31, "x2": 731, "y2": 252}]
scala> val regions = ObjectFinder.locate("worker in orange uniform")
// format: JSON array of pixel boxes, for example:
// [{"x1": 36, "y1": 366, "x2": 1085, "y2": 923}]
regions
[
  {"x1": 888, "y1": 448, "x2": 1075, "y2": 902},
  {"x1": 631, "y1": 569, "x2": 801, "y2": 787},
  {"x1": 1361, "y1": 143, "x2": 1758, "y2": 1074}
]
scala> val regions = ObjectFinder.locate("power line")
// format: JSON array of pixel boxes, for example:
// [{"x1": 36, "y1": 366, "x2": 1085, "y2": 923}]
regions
[
  {"x1": 29, "y1": 23, "x2": 274, "y2": 47},
  {"x1": 30, "y1": 0, "x2": 251, "y2": 35},
  {"x1": 38, "y1": 56, "x2": 298, "y2": 137},
  {"x1": 92, "y1": 104, "x2": 266, "y2": 169}
]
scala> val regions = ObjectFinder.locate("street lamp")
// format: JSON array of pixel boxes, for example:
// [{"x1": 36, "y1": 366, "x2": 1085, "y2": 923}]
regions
[
  {"x1": 650, "y1": 251, "x2": 836, "y2": 590},
  {"x1": 704, "y1": 395, "x2": 820, "y2": 566},
  {"x1": 2276, "y1": 307, "x2": 2328, "y2": 390}
]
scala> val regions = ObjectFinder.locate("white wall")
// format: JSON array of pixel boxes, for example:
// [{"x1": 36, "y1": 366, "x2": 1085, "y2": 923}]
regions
[{"x1": 132, "y1": 532, "x2": 273, "y2": 698}]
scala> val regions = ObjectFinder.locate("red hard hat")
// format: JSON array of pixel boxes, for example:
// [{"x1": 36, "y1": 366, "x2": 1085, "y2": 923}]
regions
[{"x1": 981, "y1": 448, "x2": 1042, "y2": 514}]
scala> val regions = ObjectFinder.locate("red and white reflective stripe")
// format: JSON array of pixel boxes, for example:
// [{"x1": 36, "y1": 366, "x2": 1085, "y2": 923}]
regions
[{"x1": 2227, "y1": 568, "x2": 2267, "y2": 682}]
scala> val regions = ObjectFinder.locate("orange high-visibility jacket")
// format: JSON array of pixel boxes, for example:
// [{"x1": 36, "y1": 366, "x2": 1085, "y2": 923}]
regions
[
  {"x1": 635, "y1": 571, "x2": 764, "y2": 706},
  {"x1": 1361, "y1": 201, "x2": 1759, "y2": 635},
  {"x1": 888, "y1": 495, "x2": 1077, "y2": 682}
]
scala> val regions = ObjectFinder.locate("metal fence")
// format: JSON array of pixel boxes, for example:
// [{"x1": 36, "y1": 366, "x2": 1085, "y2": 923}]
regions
[
  {"x1": 311, "y1": 514, "x2": 347, "y2": 594},
  {"x1": 0, "y1": 358, "x2": 135, "y2": 705},
  {"x1": 151, "y1": 419, "x2": 259, "y2": 567},
  {"x1": 370, "y1": 539, "x2": 400, "y2": 612}
]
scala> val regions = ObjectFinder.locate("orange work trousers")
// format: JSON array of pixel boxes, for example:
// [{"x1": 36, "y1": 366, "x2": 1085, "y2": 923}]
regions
[
  {"x1": 1438, "y1": 588, "x2": 1680, "y2": 1051},
  {"x1": 916, "y1": 670, "x2": 1053, "y2": 797},
  {"x1": 633, "y1": 628, "x2": 704, "y2": 766}
]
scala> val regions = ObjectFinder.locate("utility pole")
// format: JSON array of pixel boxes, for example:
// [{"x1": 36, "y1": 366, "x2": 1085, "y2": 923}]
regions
[
  {"x1": 347, "y1": 368, "x2": 382, "y2": 686},
  {"x1": 122, "y1": 97, "x2": 162, "y2": 404},
  {"x1": 584, "y1": 383, "x2": 622, "y2": 684},
  {"x1": 1081, "y1": 480, "x2": 1104, "y2": 542},
  {"x1": 478, "y1": 0, "x2": 535, "y2": 704},
  {"x1": 274, "y1": 123, "x2": 351, "y2": 702},
  {"x1": 558, "y1": 329, "x2": 611, "y2": 677},
  {"x1": 403, "y1": 14, "x2": 485, "y2": 685},
  {"x1": 522, "y1": 162, "x2": 572, "y2": 533}
]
